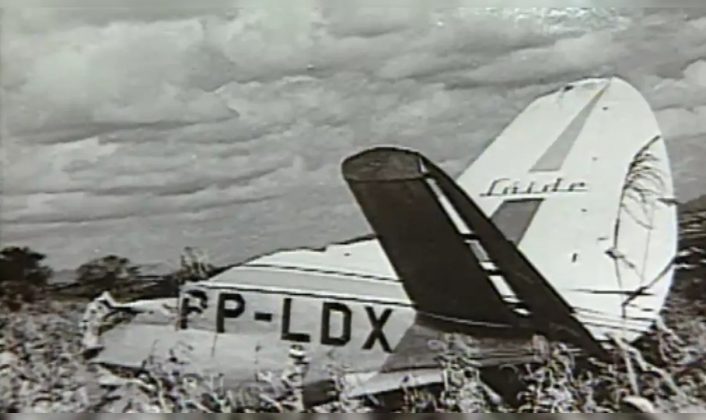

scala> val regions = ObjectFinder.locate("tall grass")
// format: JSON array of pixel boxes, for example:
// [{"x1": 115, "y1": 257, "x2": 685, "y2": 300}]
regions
[{"x1": 2, "y1": 297, "x2": 704, "y2": 413}]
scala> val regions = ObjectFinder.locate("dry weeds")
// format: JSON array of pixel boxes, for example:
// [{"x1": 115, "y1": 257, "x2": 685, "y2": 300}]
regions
[{"x1": 1, "y1": 291, "x2": 704, "y2": 413}]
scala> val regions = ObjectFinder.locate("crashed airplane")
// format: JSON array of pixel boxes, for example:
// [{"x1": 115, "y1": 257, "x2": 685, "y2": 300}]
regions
[{"x1": 82, "y1": 77, "x2": 678, "y2": 405}]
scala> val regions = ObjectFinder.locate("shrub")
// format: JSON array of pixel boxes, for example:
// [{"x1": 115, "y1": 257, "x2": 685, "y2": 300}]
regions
[
  {"x1": 76, "y1": 255, "x2": 139, "y2": 288},
  {"x1": 0, "y1": 246, "x2": 53, "y2": 310}
]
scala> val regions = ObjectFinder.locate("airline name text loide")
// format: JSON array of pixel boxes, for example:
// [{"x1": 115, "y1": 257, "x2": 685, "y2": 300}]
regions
[{"x1": 481, "y1": 177, "x2": 588, "y2": 197}]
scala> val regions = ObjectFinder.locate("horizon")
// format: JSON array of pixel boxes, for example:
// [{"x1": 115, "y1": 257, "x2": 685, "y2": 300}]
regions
[{"x1": 14, "y1": 169, "x2": 706, "y2": 273}]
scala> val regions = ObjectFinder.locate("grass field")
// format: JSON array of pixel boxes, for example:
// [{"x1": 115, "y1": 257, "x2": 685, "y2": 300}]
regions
[
  {"x1": 1, "y1": 263, "x2": 704, "y2": 413},
  {"x1": 2, "y1": 209, "x2": 706, "y2": 413}
]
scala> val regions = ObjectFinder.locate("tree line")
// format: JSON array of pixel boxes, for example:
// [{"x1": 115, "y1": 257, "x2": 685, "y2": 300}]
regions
[{"x1": 0, "y1": 245, "x2": 222, "y2": 310}]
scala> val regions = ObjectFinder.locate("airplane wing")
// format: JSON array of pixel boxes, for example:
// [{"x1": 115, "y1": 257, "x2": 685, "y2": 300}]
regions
[{"x1": 342, "y1": 147, "x2": 608, "y2": 360}]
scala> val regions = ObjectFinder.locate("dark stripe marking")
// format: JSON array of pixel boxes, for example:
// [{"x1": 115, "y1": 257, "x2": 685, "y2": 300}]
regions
[
  {"x1": 531, "y1": 83, "x2": 608, "y2": 172},
  {"x1": 490, "y1": 198, "x2": 543, "y2": 245}
]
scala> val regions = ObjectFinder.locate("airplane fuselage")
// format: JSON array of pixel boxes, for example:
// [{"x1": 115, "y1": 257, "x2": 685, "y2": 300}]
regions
[{"x1": 93, "y1": 268, "x2": 542, "y2": 402}]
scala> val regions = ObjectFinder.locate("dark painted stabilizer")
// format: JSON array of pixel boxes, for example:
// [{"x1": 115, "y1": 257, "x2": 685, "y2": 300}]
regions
[
  {"x1": 342, "y1": 147, "x2": 608, "y2": 360},
  {"x1": 342, "y1": 148, "x2": 520, "y2": 328}
]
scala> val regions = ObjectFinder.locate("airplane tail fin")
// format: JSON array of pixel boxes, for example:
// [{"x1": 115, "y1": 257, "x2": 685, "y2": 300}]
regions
[{"x1": 342, "y1": 147, "x2": 608, "y2": 360}]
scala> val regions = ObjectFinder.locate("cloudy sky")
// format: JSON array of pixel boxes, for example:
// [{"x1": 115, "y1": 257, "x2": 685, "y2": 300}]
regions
[{"x1": 3, "y1": 5, "x2": 706, "y2": 269}]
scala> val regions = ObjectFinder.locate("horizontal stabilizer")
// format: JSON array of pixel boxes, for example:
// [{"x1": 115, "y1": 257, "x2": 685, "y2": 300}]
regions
[{"x1": 342, "y1": 148, "x2": 521, "y2": 329}]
